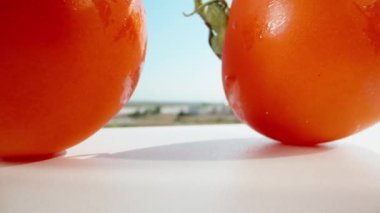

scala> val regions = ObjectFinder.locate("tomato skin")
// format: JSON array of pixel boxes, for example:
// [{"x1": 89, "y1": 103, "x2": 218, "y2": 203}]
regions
[
  {"x1": 223, "y1": 0, "x2": 380, "y2": 145},
  {"x1": 0, "y1": 0, "x2": 146, "y2": 157}
]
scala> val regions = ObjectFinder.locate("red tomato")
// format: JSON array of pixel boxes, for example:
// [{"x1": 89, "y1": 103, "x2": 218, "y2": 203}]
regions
[
  {"x1": 0, "y1": 0, "x2": 146, "y2": 158},
  {"x1": 223, "y1": 0, "x2": 380, "y2": 145}
]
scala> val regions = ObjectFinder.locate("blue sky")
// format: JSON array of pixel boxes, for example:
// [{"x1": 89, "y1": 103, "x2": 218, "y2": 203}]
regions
[{"x1": 130, "y1": 0, "x2": 226, "y2": 103}]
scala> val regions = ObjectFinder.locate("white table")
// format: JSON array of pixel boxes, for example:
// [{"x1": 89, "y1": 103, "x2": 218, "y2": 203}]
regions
[{"x1": 1, "y1": 124, "x2": 380, "y2": 213}]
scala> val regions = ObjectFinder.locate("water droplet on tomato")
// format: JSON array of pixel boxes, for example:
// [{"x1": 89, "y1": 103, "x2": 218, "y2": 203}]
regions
[
  {"x1": 93, "y1": 0, "x2": 113, "y2": 27},
  {"x1": 355, "y1": 0, "x2": 377, "y2": 9},
  {"x1": 231, "y1": 21, "x2": 237, "y2": 30},
  {"x1": 357, "y1": 0, "x2": 380, "y2": 51}
]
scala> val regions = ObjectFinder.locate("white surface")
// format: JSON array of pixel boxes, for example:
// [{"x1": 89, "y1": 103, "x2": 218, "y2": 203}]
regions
[{"x1": 1, "y1": 124, "x2": 380, "y2": 213}]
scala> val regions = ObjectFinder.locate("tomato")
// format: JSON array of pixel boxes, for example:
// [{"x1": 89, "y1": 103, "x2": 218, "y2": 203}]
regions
[
  {"x1": 0, "y1": 0, "x2": 146, "y2": 158},
  {"x1": 222, "y1": 0, "x2": 380, "y2": 145}
]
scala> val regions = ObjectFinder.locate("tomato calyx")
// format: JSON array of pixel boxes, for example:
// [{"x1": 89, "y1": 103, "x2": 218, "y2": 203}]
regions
[{"x1": 185, "y1": 0, "x2": 230, "y2": 58}]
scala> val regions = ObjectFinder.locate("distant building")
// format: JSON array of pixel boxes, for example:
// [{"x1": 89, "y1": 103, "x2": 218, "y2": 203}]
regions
[
  {"x1": 118, "y1": 107, "x2": 148, "y2": 116},
  {"x1": 161, "y1": 105, "x2": 190, "y2": 115},
  {"x1": 117, "y1": 103, "x2": 234, "y2": 117}
]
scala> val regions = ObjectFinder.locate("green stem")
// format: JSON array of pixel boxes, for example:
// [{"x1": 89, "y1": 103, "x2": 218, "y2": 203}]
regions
[{"x1": 186, "y1": 0, "x2": 230, "y2": 59}]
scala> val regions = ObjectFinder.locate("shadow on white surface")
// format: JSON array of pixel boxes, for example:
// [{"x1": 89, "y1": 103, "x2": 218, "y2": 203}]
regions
[
  {"x1": 84, "y1": 138, "x2": 333, "y2": 161},
  {"x1": 0, "y1": 138, "x2": 333, "y2": 169}
]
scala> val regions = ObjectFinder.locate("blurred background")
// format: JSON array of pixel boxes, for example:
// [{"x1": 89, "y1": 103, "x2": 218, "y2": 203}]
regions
[{"x1": 107, "y1": 0, "x2": 239, "y2": 127}]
